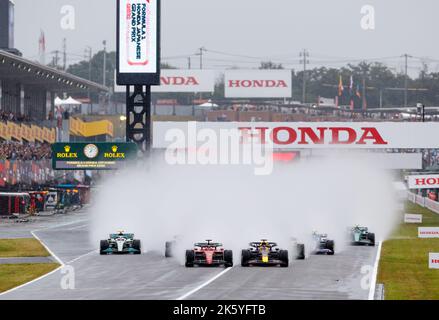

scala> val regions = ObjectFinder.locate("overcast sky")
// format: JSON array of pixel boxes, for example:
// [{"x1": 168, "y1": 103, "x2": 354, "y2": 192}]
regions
[{"x1": 12, "y1": 0, "x2": 439, "y2": 74}]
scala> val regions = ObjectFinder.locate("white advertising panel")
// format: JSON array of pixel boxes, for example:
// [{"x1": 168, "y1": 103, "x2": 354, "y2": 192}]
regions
[
  {"x1": 152, "y1": 70, "x2": 215, "y2": 93},
  {"x1": 114, "y1": 70, "x2": 215, "y2": 93},
  {"x1": 225, "y1": 70, "x2": 292, "y2": 98},
  {"x1": 429, "y1": 253, "x2": 439, "y2": 269},
  {"x1": 408, "y1": 175, "x2": 439, "y2": 190},
  {"x1": 153, "y1": 122, "x2": 439, "y2": 150},
  {"x1": 404, "y1": 214, "x2": 423, "y2": 224},
  {"x1": 418, "y1": 227, "x2": 439, "y2": 238},
  {"x1": 117, "y1": 0, "x2": 160, "y2": 85}
]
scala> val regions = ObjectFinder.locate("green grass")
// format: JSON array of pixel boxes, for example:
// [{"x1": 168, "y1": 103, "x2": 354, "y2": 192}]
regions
[
  {"x1": 0, "y1": 239, "x2": 50, "y2": 258},
  {"x1": 0, "y1": 263, "x2": 60, "y2": 293},
  {"x1": 377, "y1": 202, "x2": 439, "y2": 300}
]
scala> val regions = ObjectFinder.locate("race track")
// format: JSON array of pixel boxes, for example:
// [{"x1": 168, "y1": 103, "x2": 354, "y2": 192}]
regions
[{"x1": 0, "y1": 211, "x2": 378, "y2": 300}]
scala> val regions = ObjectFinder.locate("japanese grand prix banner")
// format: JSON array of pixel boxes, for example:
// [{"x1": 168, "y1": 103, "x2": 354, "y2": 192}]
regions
[
  {"x1": 224, "y1": 70, "x2": 292, "y2": 98},
  {"x1": 408, "y1": 174, "x2": 439, "y2": 189},
  {"x1": 153, "y1": 122, "x2": 439, "y2": 149},
  {"x1": 117, "y1": 0, "x2": 160, "y2": 85}
]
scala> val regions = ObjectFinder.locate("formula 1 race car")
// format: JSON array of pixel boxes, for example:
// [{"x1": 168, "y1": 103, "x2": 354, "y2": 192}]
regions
[
  {"x1": 185, "y1": 240, "x2": 233, "y2": 267},
  {"x1": 241, "y1": 240, "x2": 289, "y2": 267},
  {"x1": 100, "y1": 231, "x2": 141, "y2": 255},
  {"x1": 312, "y1": 232, "x2": 335, "y2": 255},
  {"x1": 349, "y1": 226, "x2": 375, "y2": 246}
]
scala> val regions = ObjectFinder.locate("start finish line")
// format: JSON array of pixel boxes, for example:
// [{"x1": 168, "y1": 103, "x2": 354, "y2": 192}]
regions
[{"x1": 153, "y1": 122, "x2": 439, "y2": 149}]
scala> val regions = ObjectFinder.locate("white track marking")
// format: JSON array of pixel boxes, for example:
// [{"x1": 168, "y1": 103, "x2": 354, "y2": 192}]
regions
[
  {"x1": 0, "y1": 215, "x2": 91, "y2": 297},
  {"x1": 176, "y1": 267, "x2": 233, "y2": 300},
  {"x1": 368, "y1": 241, "x2": 383, "y2": 300},
  {"x1": 66, "y1": 249, "x2": 97, "y2": 264},
  {"x1": 30, "y1": 231, "x2": 65, "y2": 266},
  {"x1": 36, "y1": 219, "x2": 90, "y2": 231},
  {"x1": 63, "y1": 224, "x2": 89, "y2": 231},
  {"x1": 0, "y1": 231, "x2": 65, "y2": 297}
]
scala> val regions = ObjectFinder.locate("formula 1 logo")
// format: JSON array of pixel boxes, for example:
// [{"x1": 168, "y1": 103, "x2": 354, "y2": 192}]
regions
[{"x1": 126, "y1": 0, "x2": 151, "y2": 66}]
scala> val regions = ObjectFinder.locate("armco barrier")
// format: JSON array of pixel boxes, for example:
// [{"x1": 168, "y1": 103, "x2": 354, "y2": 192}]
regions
[{"x1": 408, "y1": 192, "x2": 439, "y2": 214}]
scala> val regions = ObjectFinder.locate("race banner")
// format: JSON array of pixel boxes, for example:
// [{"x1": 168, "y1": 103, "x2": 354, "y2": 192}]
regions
[
  {"x1": 408, "y1": 175, "x2": 439, "y2": 189},
  {"x1": 70, "y1": 117, "x2": 81, "y2": 136},
  {"x1": 153, "y1": 122, "x2": 439, "y2": 149},
  {"x1": 225, "y1": 70, "x2": 292, "y2": 98},
  {"x1": 32, "y1": 125, "x2": 43, "y2": 142},
  {"x1": 117, "y1": 0, "x2": 160, "y2": 85},
  {"x1": 43, "y1": 127, "x2": 52, "y2": 143},
  {"x1": 8, "y1": 122, "x2": 21, "y2": 141},
  {"x1": 430, "y1": 253, "x2": 439, "y2": 269},
  {"x1": 21, "y1": 124, "x2": 33, "y2": 142},
  {"x1": 404, "y1": 214, "x2": 423, "y2": 224},
  {"x1": 419, "y1": 227, "x2": 439, "y2": 238},
  {"x1": 115, "y1": 69, "x2": 216, "y2": 93},
  {"x1": 0, "y1": 122, "x2": 10, "y2": 140},
  {"x1": 152, "y1": 69, "x2": 215, "y2": 93}
]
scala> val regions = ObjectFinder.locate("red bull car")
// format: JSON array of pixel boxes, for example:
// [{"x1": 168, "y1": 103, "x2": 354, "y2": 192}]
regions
[
  {"x1": 241, "y1": 240, "x2": 289, "y2": 267},
  {"x1": 185, "y1": 240, "x2": 233, "y2": 268}
]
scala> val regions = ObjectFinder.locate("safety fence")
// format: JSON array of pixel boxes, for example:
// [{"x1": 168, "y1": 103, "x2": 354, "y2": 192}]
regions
[
  {"x1": 408, "y1": 192, "x2": 439, "y2": 214},
  {"x1": 0, "y1": 160, "x2": 84, "y2": 187}
]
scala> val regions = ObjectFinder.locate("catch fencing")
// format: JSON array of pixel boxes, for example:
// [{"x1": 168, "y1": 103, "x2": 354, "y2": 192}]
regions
[{"x1": 408, "y1": 192, "x2": 439, "y2": 214}]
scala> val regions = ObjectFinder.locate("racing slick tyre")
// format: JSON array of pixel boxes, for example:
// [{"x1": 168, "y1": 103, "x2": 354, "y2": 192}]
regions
[
  {"x1": 100, "y1": 240, "x2": 109, "y2": 255},
  {"x1": 224, "y1": 250, "x2": 233, "y2": 267},
  {"x1": 241, "y1": 249, "x2": 251, "y2": 267},
  {"x1": 165, "y1": 241, "x2": 174, "y2": 258},
  {"x1": 326, "y1": 240, "x2": 335, "y2": 255},
  {"x1": 133, "y1": 240, "x2": 141, "y2": 254},
  {"x1": 185, "y1": 250, "x2": 195, "y2": 267},
  {"x1": 279, "y1": 250, "x2": 289, "y2": 267},
  {"x1": 296, "y1": 244, "x2": 305, "y2": 260},
  {"x1": 367, "y1": 233, "x2": 376, "y2": 246}
]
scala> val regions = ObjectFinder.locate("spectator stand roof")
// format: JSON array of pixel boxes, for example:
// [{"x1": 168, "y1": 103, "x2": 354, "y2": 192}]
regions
[{"x1": 0, "y1": 50, "x2": 108, "y2": 94}]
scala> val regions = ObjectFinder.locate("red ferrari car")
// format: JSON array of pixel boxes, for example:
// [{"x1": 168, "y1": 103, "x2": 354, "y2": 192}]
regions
[{"x1": 185, "y1": 240, "x2": 233, "y2": 268}]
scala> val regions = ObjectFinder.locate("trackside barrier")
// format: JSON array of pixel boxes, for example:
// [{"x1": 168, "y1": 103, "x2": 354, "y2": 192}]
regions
[
  {"x1": 408, "y1": 192, "x2": 439, "y2": 215},
  {"x1": 407, "y1": 192, "x2": 416, "y2": 203}
]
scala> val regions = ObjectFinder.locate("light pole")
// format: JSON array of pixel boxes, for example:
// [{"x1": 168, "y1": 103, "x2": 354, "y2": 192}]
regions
[
  {"x1": 196, "y1": 47, "x2": 206, "y2": 70},
  {"x1": 299, "y1": 49, "x2": 309, "y2": 104}
]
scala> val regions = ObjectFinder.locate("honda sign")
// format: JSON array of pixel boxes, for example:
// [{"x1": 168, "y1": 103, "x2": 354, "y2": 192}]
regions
[{"x1": 225, "y1": 70, "x2": 292, "y2": 98}]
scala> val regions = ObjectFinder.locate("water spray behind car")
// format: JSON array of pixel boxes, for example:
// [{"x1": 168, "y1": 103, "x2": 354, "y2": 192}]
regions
[{"x1": 90, "y1": 151, "x2": 400, "y2": 264}]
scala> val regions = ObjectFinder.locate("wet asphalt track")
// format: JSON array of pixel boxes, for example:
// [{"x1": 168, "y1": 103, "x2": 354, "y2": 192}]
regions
[{"x1": 0, "y1": 211, "x2": 378, "y2": 300}]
